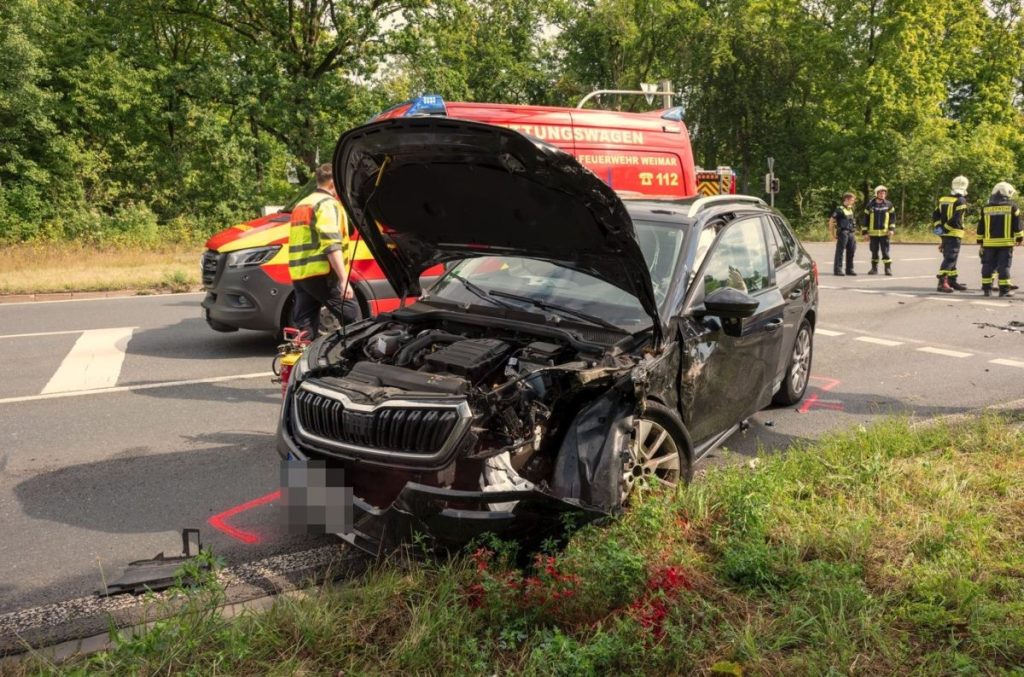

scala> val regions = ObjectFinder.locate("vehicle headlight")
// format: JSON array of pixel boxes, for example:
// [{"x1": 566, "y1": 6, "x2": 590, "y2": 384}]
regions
[
  {"x1": 293, "y1": 350, "x2": 310, "y2": 382},
  {"x1": 225, "y1": 245, "x2": 281, "y2": 269}
]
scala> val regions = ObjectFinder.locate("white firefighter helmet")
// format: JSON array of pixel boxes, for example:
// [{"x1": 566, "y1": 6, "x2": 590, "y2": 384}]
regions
[
  {"x1": 874, "y1": 185, "x2": 888, "y2": 194},
  {"x1": 951, "y1": 175, "x2": 969, "y2": 195},
  {"x1": 992, "y1": 181, "x2": 1017, "y2": 199}
]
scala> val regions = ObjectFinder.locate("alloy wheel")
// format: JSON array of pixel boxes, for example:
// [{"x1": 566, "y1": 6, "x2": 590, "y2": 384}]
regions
[
  {"x1": 789, "y1": 326, "x2": 811, "y2": 396},
  {"x1": 622, "y1": 417, "x2": 682, "y2": 501}
]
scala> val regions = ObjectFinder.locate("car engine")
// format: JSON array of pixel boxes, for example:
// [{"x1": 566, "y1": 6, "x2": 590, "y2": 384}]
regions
[{"x1": 298, "y1": 316, "x2": 639, "y2": 502}]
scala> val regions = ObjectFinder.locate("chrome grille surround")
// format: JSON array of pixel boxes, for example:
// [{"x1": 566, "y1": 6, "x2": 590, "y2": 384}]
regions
[{"x1": 292, "y1": 381, "x2": 472, "y2": 466}]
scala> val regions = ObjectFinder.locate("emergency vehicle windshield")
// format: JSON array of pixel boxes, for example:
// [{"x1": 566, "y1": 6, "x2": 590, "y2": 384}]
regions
[
  {"x1": 423, "y1": 221, "x2": 685, "y2": 330},
  {"x1": 282, "y1": 178, "x2": 318, "y2": 213}
]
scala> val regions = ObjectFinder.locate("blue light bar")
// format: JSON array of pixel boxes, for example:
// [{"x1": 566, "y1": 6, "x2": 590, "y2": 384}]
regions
[{"x1": 406, "y1": 94, "x2": 448, "y2": 117}]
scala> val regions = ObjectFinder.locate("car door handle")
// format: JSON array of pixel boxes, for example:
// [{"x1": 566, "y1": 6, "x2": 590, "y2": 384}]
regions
[
  {"x1": 788, "y1": 289, "x2": 803, "y2": 300},
  {"x1": 765, "y1": 319, "x2": 784, "y2": 332}
]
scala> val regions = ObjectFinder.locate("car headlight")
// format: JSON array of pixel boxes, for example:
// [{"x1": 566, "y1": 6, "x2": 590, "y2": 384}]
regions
[{"x1": 225, "y1": 245, "x2": 281, "y2": 269}]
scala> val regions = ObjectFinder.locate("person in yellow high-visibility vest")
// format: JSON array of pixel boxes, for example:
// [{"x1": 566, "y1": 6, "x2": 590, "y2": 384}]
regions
[{"x1": 288, "y1": 163, "x2": 359, "y2": 337}]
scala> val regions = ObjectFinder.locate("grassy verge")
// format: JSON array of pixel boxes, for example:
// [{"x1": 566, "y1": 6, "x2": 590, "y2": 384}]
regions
[
  {"x1": 17, "y1": 415, "x2": 1024, "y2": 675},
  {"x1": 0, "y1": 244, "x2": 200, "y2": 295}
]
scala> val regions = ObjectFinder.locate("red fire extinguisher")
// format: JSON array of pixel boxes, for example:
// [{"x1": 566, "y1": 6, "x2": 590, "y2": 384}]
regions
[{"x1": 272, "y1": 327, "x2": 310, "y2": 397}]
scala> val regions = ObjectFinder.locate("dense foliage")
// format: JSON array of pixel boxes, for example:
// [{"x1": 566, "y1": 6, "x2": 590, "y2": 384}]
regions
[{"x1": 1, "y1": 0, "x2": 1021, "y2": 244}]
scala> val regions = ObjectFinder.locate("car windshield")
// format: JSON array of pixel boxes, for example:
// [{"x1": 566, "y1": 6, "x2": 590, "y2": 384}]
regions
[{"x1": 425, "y1": 220, "x2": 685, "y2": 330}]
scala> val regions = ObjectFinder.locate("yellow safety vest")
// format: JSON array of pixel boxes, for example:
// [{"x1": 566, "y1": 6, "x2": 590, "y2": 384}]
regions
[{"x1": 288, "y1": 190, "x2": 351, "y2": 281}]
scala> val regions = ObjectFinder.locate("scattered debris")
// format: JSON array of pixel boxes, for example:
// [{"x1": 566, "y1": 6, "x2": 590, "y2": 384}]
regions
[
  {"x1": 764, "y1": 420, "x2": 775, "y2": 428},
  {"x1": 974, "y1": 321, "x2": 1024, "y2": 335},
  {"x1": 98, "y1": 529, "x2": 205, "y2": 596}
]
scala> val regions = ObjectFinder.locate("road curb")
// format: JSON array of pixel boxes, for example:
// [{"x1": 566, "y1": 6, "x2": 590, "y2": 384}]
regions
[
  {"x1": 0, "y1": 589, "x2": 310, "y2": 669},
  {"x1": 0, "y1": 288, "x2": 202, "y2": 304},
  {"x1": 0, "y1": 544, "x2": 367, "y2": 661}
]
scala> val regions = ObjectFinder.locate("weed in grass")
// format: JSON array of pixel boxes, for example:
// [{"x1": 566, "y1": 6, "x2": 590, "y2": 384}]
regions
[{"x1": 159, "y1": 269, "x2": 192, "y2": 293}]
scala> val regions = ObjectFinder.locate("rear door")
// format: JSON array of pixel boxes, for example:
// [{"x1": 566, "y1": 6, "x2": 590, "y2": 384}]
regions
[{"x1": 679, "y1": 216, "x2": 787, "y2": 446}]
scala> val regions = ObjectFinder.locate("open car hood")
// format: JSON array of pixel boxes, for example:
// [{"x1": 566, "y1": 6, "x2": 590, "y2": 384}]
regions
[{"x1": 333, "y1": 118, "x2": 662, "y2": 339}]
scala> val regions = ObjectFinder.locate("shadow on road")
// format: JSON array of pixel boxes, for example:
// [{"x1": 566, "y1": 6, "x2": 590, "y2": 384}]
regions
[
  {"x1": 13, "y1": 432, "x2": 281, "y2": 535},
  {"x1": 135, "y1": 378, "x2": 281, "y2": 405},
  {"x1": 128, "y1": 317, "x2": 278, "y2": 361}
]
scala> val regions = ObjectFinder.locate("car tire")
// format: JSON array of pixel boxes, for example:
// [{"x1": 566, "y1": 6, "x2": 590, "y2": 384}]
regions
[
  {"x1": 621, "y1": 402, "x2": 694, "y2": 503},
  {"x1": 773, "y1": 317, "x2": 813, "y2": 406}
]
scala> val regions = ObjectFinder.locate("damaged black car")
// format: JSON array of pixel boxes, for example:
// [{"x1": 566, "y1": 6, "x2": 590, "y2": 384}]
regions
[{"x1": 276, "y1": 117, "x2": 818, "y2": 554}]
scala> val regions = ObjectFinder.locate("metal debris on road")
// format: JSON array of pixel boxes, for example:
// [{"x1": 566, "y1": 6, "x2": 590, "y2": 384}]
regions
[{"x1": 98, "y1": 529, "x2": 206, "y2": 597}]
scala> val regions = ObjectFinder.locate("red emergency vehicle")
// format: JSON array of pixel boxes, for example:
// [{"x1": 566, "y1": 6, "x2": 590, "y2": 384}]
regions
[{"x1": 200, "y1": 95, "x2": 701, "y2": 334}]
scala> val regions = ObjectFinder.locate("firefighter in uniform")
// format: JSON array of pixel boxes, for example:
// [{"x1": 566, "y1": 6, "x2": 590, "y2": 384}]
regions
[
  {"x1": 829, "y1": 192, "x2": 858, "y2": 275},
  {"x1": 978, "y1": 182, "x2": 1022, "y2": 297},
  {"x1": 288, "y1": 163, "x2": 360, "y2": 337},
  {"x1": 862, "y1": 185, "x2": 896, "y2": 275},
  {"x1": 933, "y1": 175, "x2": 970, "y2": 293}
]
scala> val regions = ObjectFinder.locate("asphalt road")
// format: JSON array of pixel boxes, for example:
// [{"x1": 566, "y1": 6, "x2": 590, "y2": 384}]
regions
[{"x1": 0, "y1": 242, "x2": 1021, "y2": 647}]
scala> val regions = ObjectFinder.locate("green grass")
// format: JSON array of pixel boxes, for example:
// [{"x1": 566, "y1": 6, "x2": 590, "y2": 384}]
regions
[
  {"x1": 13, "y1": 415, "x2": 1024, "y2": 675},
  {"x1": 0, "y1": 243, "x2": 200, "y2": 295}
]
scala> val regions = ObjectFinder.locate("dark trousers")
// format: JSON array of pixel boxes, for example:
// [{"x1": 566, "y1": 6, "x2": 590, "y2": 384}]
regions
[
  {"x1": 833, "y1": 230, "x2": 856, "y2": 272},
  {"x1": 292, "y1": 275, "x2": 361, "y2": 338},
  {"x1": 868, "y1": 235, "x2": 891, "y2": 265},
  {"x1": 938, "y1": 237, "x2": 961, "y2": 278},
  {"x1": 981, "y1": 247, "x2": 1013, "y2": 288}
]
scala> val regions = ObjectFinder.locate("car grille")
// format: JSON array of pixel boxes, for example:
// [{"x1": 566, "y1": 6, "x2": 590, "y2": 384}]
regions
[
  {"x1": 294, "y1": 387, "x2": 465, "y2": 458},
  {"x1": 201, "y1": 250, "x2": 221, "y2": 287}
]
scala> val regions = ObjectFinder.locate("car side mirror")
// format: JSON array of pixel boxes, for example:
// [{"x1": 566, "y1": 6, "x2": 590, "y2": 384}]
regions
[{"x1": 702, "y1": 286, "x2": 759, "y2": 319}]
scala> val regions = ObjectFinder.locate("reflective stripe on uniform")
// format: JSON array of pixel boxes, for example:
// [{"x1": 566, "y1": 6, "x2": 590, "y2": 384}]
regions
[
  {"x1": 980, "y1": 204, "x2": 1019, "y2": 247},
  {"x1": 288, "y1": 192, "x2": 350, "y2": 280}
]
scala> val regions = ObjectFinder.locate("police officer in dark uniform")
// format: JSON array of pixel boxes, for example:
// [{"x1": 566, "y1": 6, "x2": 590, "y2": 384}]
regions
[
  {"x1": 978, "y1": 182, "x2": 1022, "y2": 297},
  {"x1": 829, "y1": 192, "x2": 858, "y2": 275},
  {"x1": 933, "y1": 175, "x2": 969, "y2": 293},
  {"x1": 861, "y1": 185, "x2": 896, "y2": 275}
]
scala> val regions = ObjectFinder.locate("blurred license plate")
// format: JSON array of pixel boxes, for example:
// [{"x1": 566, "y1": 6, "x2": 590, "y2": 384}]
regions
[{"x1": 280, "y1": 459, "x2": 353, "y2": 535}]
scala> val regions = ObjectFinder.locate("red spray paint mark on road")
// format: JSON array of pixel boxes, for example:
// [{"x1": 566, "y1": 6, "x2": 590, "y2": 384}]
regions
[
  {"x1": 208, "y1": 490, "x2": 281, "y2": 544},
  {"x1": 798, "y1": 376, "x2": 844, "y2": 414}
]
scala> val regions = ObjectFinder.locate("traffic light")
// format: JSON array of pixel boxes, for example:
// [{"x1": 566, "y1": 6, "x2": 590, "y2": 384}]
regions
[
  {"x1": 771, "y1": 177, "x2": 780, "y2": 194},
  {"x1": 764, "y1": 173, "x2": 780, "y2": 194}
]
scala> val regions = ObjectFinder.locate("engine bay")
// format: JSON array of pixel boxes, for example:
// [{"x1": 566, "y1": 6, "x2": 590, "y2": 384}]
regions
[{"x1": 301, "y1": 314, "x2": 642, "y2": 492}]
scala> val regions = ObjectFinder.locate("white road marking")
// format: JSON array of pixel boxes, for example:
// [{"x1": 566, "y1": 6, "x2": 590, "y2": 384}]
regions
[
  {"x1": 990, "y1": 359, "x2": 1024, "y2": 370},
  {"x1": 971, "y1": 300, "x2": 1010, "y2": 308},
  {"x1": 855, "y1": 336, "x2": 903, "y2": 346},
  {"x1": 816, "y1": 329, "x2": 845, "y2": 336},
  {"x1": 917, "y1": 347, "x2": 972, "y2": 358},
  {"x1": 857, "y1": 275, "x2": 936, "y2": 283},
  {"x1": 0, "y1": 372, "x2": 274, "y2": 405},
  {"x1": 0, "y1": 329, "x2": 88, "y2": 340},
  {"x1": 890, "y1": 293, "x2": 916, "y2": 298},
  {"x1": 0, "y1": 291, "x2": 204, "y2": 307},
  {"x1": 41, "y1": 327, "x2": 136, "y2": 394},
  {"x1": 924, "y1": 296, "x2": 963, "y2": 303},
  {"x1": 899, "y1": 258, "x2": 934, "y2": 262},
  {"x1": 851, "y1": 289, "x2": 881, "y2": 294}
]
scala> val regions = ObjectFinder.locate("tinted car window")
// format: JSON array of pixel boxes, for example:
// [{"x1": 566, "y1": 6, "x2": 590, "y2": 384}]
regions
[
  {"x1": 702, "y1": 218, "x2": 770, "y2": 296},
  {"x1": 772, "y1": 216, "x2": 798, "y2": 263},
  {"x1": 765, "y1": 216, "x2": 793, "y2": 268}
]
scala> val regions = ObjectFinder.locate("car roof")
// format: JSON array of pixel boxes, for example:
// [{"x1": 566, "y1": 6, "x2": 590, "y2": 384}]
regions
[{"x1": 623, "y1": 195, "x2": 773, "y2": 226}]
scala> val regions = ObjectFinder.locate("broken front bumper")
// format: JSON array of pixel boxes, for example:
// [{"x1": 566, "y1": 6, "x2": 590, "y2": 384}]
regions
[
  {"x1": 342, "y1": 483, "x2": 599, "y2": 555},
  {"x1": 276, "y1": 396, "x2": 605, "y2": 554}
]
